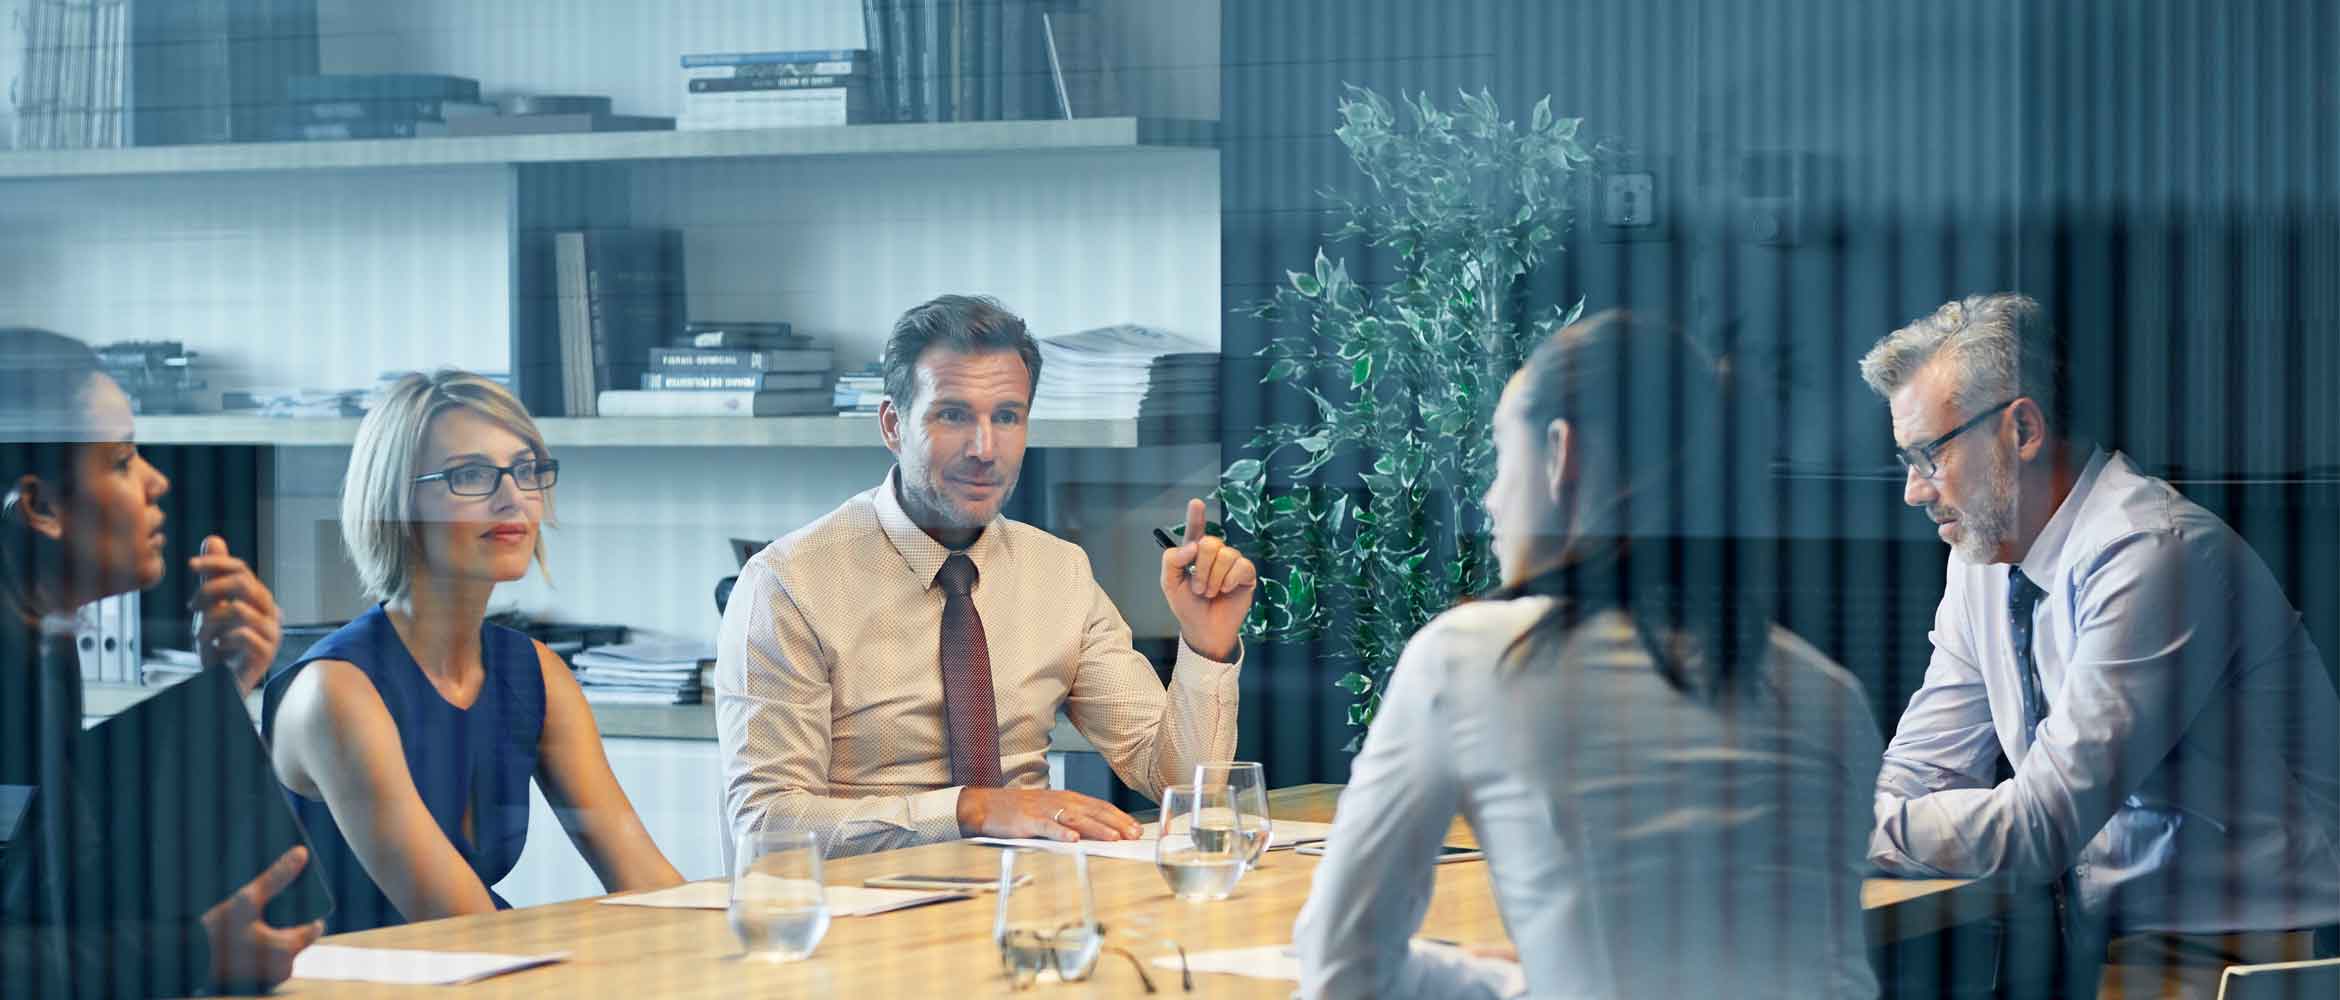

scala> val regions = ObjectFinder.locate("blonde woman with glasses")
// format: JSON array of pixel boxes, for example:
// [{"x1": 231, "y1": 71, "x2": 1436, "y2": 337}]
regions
[{"x1": 262, "y1": 370, "x2": 680, "y2": 933}]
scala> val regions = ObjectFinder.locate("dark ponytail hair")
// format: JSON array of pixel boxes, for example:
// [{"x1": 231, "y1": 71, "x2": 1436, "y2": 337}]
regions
[
  {"x1": 0, "y1": 327, "x2": 107, "y2": 624},
  {"x1": 1491, "y1": 312, "x2": 1772, "y2": 702}
]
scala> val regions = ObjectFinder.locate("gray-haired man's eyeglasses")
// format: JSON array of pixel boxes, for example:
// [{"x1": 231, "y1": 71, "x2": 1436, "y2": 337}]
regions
[
  {"x1": 413, "y1": 459, "x2": 559, "y2": 497},
  {"x1": 1894, "y1": 399, "x2": 2018, "y2": 480}
]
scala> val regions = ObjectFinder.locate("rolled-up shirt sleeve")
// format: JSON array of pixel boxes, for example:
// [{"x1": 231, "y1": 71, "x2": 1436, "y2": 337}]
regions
[
  {"x1": 1872, "y1": 531, "x2": 2239, "y2": 884},
  {"x1": 1061, "y1": 552, "x2": 1239, "y2": 803},
  {"x1": 715, "y1": 557, "x2": 962, "y2": 857},
  {"x1": 1872, "y1": 566, "x2": 2006, "y2": 875}
]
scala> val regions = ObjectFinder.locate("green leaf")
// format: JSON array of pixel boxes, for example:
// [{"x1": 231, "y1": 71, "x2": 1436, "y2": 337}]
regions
[
  {"x1": 1350, "y1": 354, "x2": 1374, "y2": 390},
  {"x1": 1336, "y1": 672, "x2": 1373, "y2": 696},
  {"x1": 1263, "y1": 359, "x2": 1300, "y2": 383},
  {"x1": 1346, "y1": 702, "x2": 1370, "y2": 727},
  {"x1": 1222, "y1": 459, "x2": 1265, "y2": 485},
  {"x1": 1296, "y1": 433, "x2": 1331, "y2": 453},
  {"x1": 1531, "y1": 95, "x2": 1554, "y2": 133},
  {"x1": 1289, "y1": 269, "x2": 1323, "y2": 298},
  {"x1": 1260, "y1": 576, "x2": 1290, "y2": 609},
  {"x1": 1289, "y1": 569, "x2": 1318, "y2": 617}
]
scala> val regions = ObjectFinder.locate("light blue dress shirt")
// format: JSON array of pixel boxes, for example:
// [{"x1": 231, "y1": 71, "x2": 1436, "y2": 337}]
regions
[
  {"x1": 1295, "y1": 596, "x2": 1882, "y2": 999},
  {"x1": 1872, "y1": 449, "x2": 2340, "y2": 933}
]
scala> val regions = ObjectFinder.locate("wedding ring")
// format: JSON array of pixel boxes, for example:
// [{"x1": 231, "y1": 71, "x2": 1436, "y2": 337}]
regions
[{"x1": 1052, "y1": 808, "x2": 1067, "y2": 825}]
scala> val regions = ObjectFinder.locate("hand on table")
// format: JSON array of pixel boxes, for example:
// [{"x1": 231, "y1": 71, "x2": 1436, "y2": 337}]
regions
[
  {"x1": 958, "y1": 787, "x2": 1143, "y2": 843},
  {"x1": 202, "y1": 845, "x2": 324, "y2": 994}
]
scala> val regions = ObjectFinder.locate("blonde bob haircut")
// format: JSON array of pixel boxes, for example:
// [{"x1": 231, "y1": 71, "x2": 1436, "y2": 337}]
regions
[{"x1": 342, "y1": 370, "x2": 553, "y2": 601}]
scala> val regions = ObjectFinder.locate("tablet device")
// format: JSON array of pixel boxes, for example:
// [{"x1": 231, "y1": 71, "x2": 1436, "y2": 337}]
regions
[
  {"x1": 23, "y1": 668, "x2": 334, "y2": 927},
  {"x1": 1294, "y1": 843, "x2": 1485, "y2": 864}
]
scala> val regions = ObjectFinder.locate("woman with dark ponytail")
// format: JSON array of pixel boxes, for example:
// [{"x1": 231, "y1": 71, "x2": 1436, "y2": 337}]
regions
[
  {"x1": 0, "y1": 327, "x2": 318, "y2": 995},
  {"x1": 1294, "y1": 312, "x2": 1883, "y2": 998}
]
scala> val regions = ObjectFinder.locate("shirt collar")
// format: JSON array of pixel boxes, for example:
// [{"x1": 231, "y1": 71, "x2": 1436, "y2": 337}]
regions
[
  {"x1": 873, "y1": 466, "x2": 1007, "y2": 589},
  {"x1": 2016, "y1": 446, "x2": 2111, "y2": 591}
]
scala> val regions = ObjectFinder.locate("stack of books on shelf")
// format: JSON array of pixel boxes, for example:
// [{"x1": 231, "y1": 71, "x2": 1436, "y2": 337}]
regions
[
  {"x1": 569, "y1": 637, "x2": 711, "y2": 707},
  {"x1": 598, "y1": 321, "x2": 836, "y2": 417},
  {"x1": 445, "y1": 94, "x2": 672, "y2": 137},
  {"x1": 11, "y1": 0, "x2": 130, "y2": 149},
  {"x1": 1032, "y1": 325, "x2": 1217, "y2": 429},
  {"x1": 553, "y1": 228, "x2": 687, "y2": 417},
  {"x1": 860, "y1": 0, "x2": 1072, "y2": 124},
  {"x1": 834, "y1": 363, "x2": 884, "y2": 416},
  {"x1": 276, "y1": 74, "x2": 489, "y2": 141},
  {"x1": 678, "y1": 49, "x2": 874, "y2": 131}
]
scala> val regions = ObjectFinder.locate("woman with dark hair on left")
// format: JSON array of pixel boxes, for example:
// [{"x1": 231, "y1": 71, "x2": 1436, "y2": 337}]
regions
[{"x1": 0, "y1": 327, "x2": 317, "y2": 996}]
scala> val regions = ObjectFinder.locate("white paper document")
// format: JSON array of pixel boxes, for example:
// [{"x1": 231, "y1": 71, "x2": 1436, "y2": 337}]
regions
[
  {"x1": 1152, "y1": 945, "x2": 1301, "y2": 982},
  {"x1": 598, "y1": 880, "x2": 970, "y2": 916},
  {"x1": 1157, "y1": 941, "x2": 1527, "y2": 998},
  {"x1": 971, "y1": 819, "x2": 1336, "y2": 862},
  {"x1": 290, "y1": 945, "x2": 567, "y2": 986}
]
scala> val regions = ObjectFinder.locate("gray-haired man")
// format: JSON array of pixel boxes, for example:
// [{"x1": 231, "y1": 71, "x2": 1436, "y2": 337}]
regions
[{"x1": 1862, "y1": 293, "x2": 2340, "y2": 998}]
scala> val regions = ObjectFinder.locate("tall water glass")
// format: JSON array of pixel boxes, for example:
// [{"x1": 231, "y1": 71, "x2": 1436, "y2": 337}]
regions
[
  {"x1": 994, "y1": 848, "x2": 1102, "y2": 986},
  {"x1": 1156, "y1": 784, "x2": 1249, "y2": 901},
  {"x1": 1194, "y1": 761, "x2": 1273, "y2": 865},
  {"x1": 731, "y1": 830, "x2": 830, "y2": 962}
]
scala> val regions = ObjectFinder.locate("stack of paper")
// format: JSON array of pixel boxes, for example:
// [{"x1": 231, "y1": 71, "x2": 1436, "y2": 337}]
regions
[
  {"x1": 1031, "y1": 325, "x2": 1217, "y2": 425},
  {"x1": 570, "y1": 636, "x2": 711, "y2": 706}
]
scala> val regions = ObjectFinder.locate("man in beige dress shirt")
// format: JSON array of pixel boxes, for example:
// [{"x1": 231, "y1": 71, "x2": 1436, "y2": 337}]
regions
[{"x1": 716, "y1": 295, "x2": 1258, "y2": 857}]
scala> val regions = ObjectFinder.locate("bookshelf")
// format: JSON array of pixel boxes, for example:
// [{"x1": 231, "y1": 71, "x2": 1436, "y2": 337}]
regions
[
  {"x1": 13, "y1": 0, "x2": 1226, "y2": 912},
  {"x1": 0, "y1": 117, "x2": 1213, "y2": 181},
  {"x1": 135, "y1": 414, "x2": 1215, "y2": 449}
]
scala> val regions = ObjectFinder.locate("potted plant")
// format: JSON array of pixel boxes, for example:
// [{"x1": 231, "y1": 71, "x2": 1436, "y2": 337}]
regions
[{"x1": 1218, "y1": 86, "x2": 1593, "y2": 747}]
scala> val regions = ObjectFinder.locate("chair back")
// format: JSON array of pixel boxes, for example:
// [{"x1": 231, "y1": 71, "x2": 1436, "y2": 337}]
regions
[{"x1": 2218, "y1": 957, "x2": 2340, "y2": 1000}]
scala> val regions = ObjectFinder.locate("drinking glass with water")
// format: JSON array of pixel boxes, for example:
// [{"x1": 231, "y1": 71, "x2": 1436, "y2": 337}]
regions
[
  {"x1": 1156, "y1": 783, "x2": 1250, "y2": 901},
  {"x1": 1194, "y1": 761, "x2": 1273, "y2": 866},
  {"x1": 994, "y1": 848, "x2": 1102, "y2": 987},
  {"x1": 731, "y1": 829, "x2": 830, "y2": 962}
]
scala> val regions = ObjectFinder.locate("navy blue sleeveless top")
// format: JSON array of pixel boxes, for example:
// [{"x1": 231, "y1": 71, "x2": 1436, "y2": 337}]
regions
[{"x1": 260, "y1": 605, "x2": 545, "y2": 934}]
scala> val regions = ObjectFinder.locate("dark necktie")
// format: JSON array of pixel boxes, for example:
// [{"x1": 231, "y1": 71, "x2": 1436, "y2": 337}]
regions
[
  {"x1": 935, "y1": 554, "x2": 1003, "y2": 788},
  {"x1": 2010, "y1": 565, "x2": 2097, "y2": 971},
  {"x1": 2009, "y1": 567, "x2": 2050, "y2": 737}
]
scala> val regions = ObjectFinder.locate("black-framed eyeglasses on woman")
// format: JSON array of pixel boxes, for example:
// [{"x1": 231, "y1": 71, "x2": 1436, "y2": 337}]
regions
[
  {"x1": 413, "y1": 459, "x2": 560, "y2": 497},
  {"x1": 1894, "y1": 398, "x2": 2018, "y2": 481}
]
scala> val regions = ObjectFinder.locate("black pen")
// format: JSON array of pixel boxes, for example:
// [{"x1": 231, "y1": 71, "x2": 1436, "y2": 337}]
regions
[
  {"x1": 1152, "y1": 527, "x2": 1179, "y2": 550},
  {"x1": 1154, "y1": 527, "x2": 1194, "y2": 576}
]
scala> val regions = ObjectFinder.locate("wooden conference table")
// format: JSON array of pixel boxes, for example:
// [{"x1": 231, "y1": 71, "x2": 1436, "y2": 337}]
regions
[{"x1": 284, "y1": 784, "x2": 1995, "y2": 997}]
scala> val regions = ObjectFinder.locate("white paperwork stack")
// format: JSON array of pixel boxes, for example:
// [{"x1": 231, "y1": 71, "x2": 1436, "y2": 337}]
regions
[
  {"x1": 570, "y1": 636, "x2": 711, "y2": 706},
  {"x1": 1031, "y1": 325, "x2": 1217, "y2": 429}
]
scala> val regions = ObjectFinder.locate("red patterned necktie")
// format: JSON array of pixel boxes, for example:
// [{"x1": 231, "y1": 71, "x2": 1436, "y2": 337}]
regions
[{"x1": 935, "y1": 554, "x2": 1003, "y2": 788}]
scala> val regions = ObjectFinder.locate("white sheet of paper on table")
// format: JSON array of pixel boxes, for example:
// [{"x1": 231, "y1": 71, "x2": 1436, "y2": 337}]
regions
[
  {"x1": 290, "y1": 944, "x2": 568, "y2": 985},
  {"x1": 1150, "y1": 944, "x2": 1302, "y2": 982},
  {"x1": 598, "y1": 879, "x2": 970, "y2": 916},
  {"x1": 1158, "y1": 941, "x2": 1528, "y2": 998},
  {"x1": 970, "y1": 818, "x2": 1336, "y2": 863}
]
